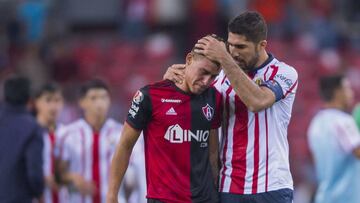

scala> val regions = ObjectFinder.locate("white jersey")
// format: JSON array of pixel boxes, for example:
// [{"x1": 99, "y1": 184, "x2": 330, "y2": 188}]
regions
[
  {"x1": 43, "y1": 124, "x2": 68, "y2": 203},
  {"x1": 308, "y1": 109, "x2": 360, "y2": 203},
  {"x1": 214, "y1": 55, "x2": 298, "y2": 194},
  {"x1": 59, "y1": 118, "x2": 123, "y2": 203}
]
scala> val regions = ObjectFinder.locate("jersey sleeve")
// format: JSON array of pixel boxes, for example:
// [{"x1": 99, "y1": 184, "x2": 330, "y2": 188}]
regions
[
  {"x1": 211, "y1": 89, "x2": 223, "y2": 129},
  {"x1": 126, "y1": 87, "x2": 152, "y2": 130},
  {"x1": 334, "y1": 117, "x2": 360, "y2": 154},
  {"x1": 261, "y1": 64, "x2": 298, "y2": 102}
]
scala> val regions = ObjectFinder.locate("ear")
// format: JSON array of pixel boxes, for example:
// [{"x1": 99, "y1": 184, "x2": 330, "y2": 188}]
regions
[
  {"x1": 185, "y1": 53, "x2": 193, "y2": 66},
  {"x1": 259, "y1": 40, "x2": 267, "y2": 49}
]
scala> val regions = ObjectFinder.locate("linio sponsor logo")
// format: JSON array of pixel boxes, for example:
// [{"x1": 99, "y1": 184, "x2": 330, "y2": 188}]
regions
[{"x1": 164, "y1": 124, "x2": 209, "y2": 145}]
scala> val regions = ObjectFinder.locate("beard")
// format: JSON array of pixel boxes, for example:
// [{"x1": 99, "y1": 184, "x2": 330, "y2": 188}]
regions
[{"x1": 234, "y1": 53, "x2": 259, "y2": 72}]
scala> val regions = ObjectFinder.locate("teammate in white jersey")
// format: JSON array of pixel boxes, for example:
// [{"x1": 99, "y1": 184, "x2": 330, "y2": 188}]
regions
[
  {"x1": 58, "y1": 79, "x2": 146, "y2": 203},
  {"x1": 165, "y1": 11, "x2": 298, "y2": 203},
  {"x1": 308, "y1": 74, "x2": 360, "y2": 203},
  {"x1": 33, "y1": 82, "x2": 68, "y2": 203}
]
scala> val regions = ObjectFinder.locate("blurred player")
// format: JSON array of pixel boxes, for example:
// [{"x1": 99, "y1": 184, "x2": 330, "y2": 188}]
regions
[
  {"x1": 107, "y1": 47, "x2": 222, "y2": 203},
  {"x1": 353, "y1": 103, "x2": 360, "y2": 130},
  {"x1": 165, "y1": 11, "x2": 298, "y2": 203},
  {"x1": 58, "y1": 79, "x2": 144, "y2": 203},
  {"x1": 33, "y1": 82, "x2": 69, "y2": 203},
  {"x1": 308, "y1": 74, "x2": 360, "y2": 203}
]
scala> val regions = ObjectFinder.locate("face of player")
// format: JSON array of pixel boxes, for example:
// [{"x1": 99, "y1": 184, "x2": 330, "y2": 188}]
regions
[
  {"x1": 184, "y1": 54, "x2": 220, "y2": 94},
  {"x1": 227, "y1": 32, "x2": 266, "y2": 71},
  {"x1": 338, "y1": 78, "x2": 354, "y2": 110},
  {"x1": 80, "y1": 88, "x2": 110, "y2": 119},
  {"x1": 35, "y1": 91, "x2": 64, "y2": 125}
]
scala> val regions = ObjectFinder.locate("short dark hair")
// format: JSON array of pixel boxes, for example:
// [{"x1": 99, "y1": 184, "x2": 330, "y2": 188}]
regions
[
  {"x1": 228, "y1": 11, "x2": 267, "y2": 43},
  {"x1": 79, "y1": 79, "x2": 110, "y2": 98},
  {"x1": 34, "y1": 82, "x2": 62, "y2": 99},
  {"x1": 319, "y1": 74, "x2": 344, "y2": 101},
  {"x1": 4, "y1": 76, "x2": 31, "y2": 106}
]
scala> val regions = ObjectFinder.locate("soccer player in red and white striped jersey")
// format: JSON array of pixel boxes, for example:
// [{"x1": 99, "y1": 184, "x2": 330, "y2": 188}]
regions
[
  {"x1": 166, "y1": 11, "x2": 298, "y2": 203},
  {"x1": 34, "y1": 83, "x2": 68, "y2": 203},
  {"x1": 58, "y1": 79, "x2": 145, "y2": 203}
]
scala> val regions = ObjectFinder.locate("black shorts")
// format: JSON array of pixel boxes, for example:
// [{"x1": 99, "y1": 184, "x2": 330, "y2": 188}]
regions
[{"x1": 220, "y1": 188, "x2": 293, "y2": 203}]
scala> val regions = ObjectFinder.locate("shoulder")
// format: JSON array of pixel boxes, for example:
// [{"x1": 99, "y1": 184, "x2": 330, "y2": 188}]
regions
[
  {"x1": 105, "y1": 118, "x2": 123, "y2": 130},
  {"x1": 272, "y1": 59, "x2": 298, "y2": 78}
]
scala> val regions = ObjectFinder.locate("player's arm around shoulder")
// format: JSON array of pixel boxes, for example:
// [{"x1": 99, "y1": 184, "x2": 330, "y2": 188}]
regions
[{"x1": 107, "y1": 122, "x2": 142, "y2": 203}]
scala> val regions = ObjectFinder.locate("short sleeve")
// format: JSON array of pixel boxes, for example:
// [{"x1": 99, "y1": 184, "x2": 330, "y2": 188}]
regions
[
  {"x1": 334, "y1": 117, "x2": 360, "y2": 153},
  {"x1": 126, "y1": 87, "x2": 152, "y2": 130},
  {"x1": 262, "y1": 64, "x2": 298, "y2": 101}
]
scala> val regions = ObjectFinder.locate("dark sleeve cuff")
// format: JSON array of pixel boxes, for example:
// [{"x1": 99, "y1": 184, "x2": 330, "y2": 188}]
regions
[{"x1": 260, "y1": 80, "x2": 284, "y2": 102}]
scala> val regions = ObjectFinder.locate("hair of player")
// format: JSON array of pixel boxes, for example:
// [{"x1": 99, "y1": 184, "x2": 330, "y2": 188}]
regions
[
  {"x1": 4, "y1": 75, "x2": 31, "y2": 106},
  {"x1": 319, "y1": 74, "x2": 344, "y2": 102},
  {"x1": 79, "y1": 79, "x2": 110, "y2": 98},
  {"x1": 228, "y1": 11, "x2": 267, "y2": 43},
  {"x1": 34, "y1": 82, "x2": 62, "y2": 99},
  {"x1": 190, "y1": 47, "x2": 221, "y2": 68}
]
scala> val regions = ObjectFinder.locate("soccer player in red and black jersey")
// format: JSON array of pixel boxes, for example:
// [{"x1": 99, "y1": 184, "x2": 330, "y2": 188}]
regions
[{"x1": 107, "y1": 48, "x2": 223, "y2": 203}]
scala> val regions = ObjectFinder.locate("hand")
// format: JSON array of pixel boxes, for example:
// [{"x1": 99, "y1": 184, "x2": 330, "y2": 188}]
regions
[
  {"x1": 163, "y1": 64, "x2": 185, "y2": 84},
  {"x1": 45, "y1": 175, "x2": 59, "y2": 191},
  {"x1": 194, "y1": 35, "x2": 229, "y2": 64},
  {"x1": 71, "y1": 173, "x2": 96, "y2": 196}
]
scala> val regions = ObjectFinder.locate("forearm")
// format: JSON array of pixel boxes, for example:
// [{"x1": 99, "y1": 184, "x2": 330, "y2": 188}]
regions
[
  {"x1": 219, "y1": 54, "x2": 273, "y2": 112},
  {"x1": 107, "y1": 143, "x2": 133, "y2": 199}
]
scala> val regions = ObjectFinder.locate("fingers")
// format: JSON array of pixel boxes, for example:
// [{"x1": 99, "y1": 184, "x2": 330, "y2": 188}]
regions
[{"x1": 164, "y1": 64, "x2": 185, "y2": 83}]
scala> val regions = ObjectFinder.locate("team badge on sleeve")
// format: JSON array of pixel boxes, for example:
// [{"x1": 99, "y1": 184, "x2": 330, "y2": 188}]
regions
[
  {"x1": 133, "y1": 90, "x2": 144, "y2": 104},
  {"x1": 202, "y1": 103, "x2": 214, "y2": 121}
]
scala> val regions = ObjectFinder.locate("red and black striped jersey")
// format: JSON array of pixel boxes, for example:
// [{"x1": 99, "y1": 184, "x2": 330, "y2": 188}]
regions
[{"x1": 126, "y1": 80, "x2": 222, "y2": 203}]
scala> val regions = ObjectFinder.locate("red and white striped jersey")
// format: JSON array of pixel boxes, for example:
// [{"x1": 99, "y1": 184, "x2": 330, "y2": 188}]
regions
[
  {"x1": 43, "y1": 125, "x2": 68, "y2": 203},
  {"x1": 214, "y1": 55, "x2": 298, "y2": 194},
  {"x1": 59, "y1": 118, "x2": 123, "y2": 203}
]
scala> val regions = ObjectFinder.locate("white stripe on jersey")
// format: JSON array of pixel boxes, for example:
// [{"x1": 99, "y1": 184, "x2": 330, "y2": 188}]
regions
[
  {"x1": 60, "y1": 119, "x2": 123, "y2": 203},
  {"x1": 214, "y1": 56, "x2": 298, "y2": 194},
  {"x1": 43, "y1": 125, "x2": 69, "y2": 203}
]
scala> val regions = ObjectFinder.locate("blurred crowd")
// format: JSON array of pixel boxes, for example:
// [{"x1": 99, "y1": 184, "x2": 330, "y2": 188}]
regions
[{"x1": 0, "y1": 0, "x2": 360, "y2": 203}]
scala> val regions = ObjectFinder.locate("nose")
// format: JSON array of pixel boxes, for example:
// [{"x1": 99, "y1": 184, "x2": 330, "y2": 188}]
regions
[{"x1": 202, "y1": 75, "x2": 213, "y2": 87}]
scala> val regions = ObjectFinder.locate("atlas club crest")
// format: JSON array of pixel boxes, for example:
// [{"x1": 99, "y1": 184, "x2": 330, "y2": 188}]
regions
[{"x1": 202, "y1": 103, "x2": 214, "y2": 121}]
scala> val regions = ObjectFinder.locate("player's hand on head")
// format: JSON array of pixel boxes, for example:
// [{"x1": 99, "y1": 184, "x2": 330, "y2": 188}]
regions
[
  {"x1": 163, "y1": 64, "x2": 185, "y2": 84},
  {"x1": 194, "y1": 34, "x2": 228, "y2": 63}
]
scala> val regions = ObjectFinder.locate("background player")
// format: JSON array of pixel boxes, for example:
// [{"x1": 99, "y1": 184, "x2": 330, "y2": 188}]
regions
[
  {"x1": 58, "y1": 79, "x2": 144, "y2": 203},
  {"x1": 307, "y1": 74, "x2": 360, "y2": 203},
  {"x1": 107, "y1": 47, "x2": 222, "y2": 203},
  {"x1": 33, "y1": 82, "x2": 67, "y2": 203}
]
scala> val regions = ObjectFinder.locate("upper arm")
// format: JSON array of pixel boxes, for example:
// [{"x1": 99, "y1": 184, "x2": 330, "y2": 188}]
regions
[
  {"x1": 126, "y1": 87, "x2": 152, "y2": 130},
  {"x1": 209, "y1": 129, "x2": 219, "y2": 153},
  {"x1": 118, "y1": 122, "x2": 142, "y2": 151}
]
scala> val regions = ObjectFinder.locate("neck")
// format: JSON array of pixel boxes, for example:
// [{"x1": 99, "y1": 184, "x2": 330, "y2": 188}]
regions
[
  {"x1": 37, "y1": 115, "x2": 56, "y2": 132},
  {"x1": 254, "y1": 49, "x2": 269, "y2": 68},
  {"x1": 84, "y1": 114, "x2": 106, "y2": 132},
  {"x1": 324, "y1": 101, "x2": 346, "y2": 111}
]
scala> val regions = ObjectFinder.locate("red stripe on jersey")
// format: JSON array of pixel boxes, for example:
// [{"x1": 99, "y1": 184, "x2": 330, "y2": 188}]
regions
[
  {"x1": 220, "y1": 86, "x2": 233, "y2": 191},
  {"x1": 49, "y1": 132, "x2": 59, "y2": 203},
  {"x1": 284, "y1": 80, "x2": 298, "y2": 98},
  {"x1": 265, "y1": 110, "x2": 269, "y2": 192},
  {"x1": 251, "y1": 113, "x2": 260, "y2": 193},
  {"x1": 263, "y1": 66, "x2": 270, "y2": 81},
  {"x1": 221, "y1": 76, "x2": 227, "y2": 85},
  {"x1": 269, "y1": 65, "x2": 279, "y2": 80},
  {"x1": 92, "y1": 132, "x2": 100, "y2": 203},
  {"x1": 229, "y1": 95, "x2": 249, "y2": 194}
]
